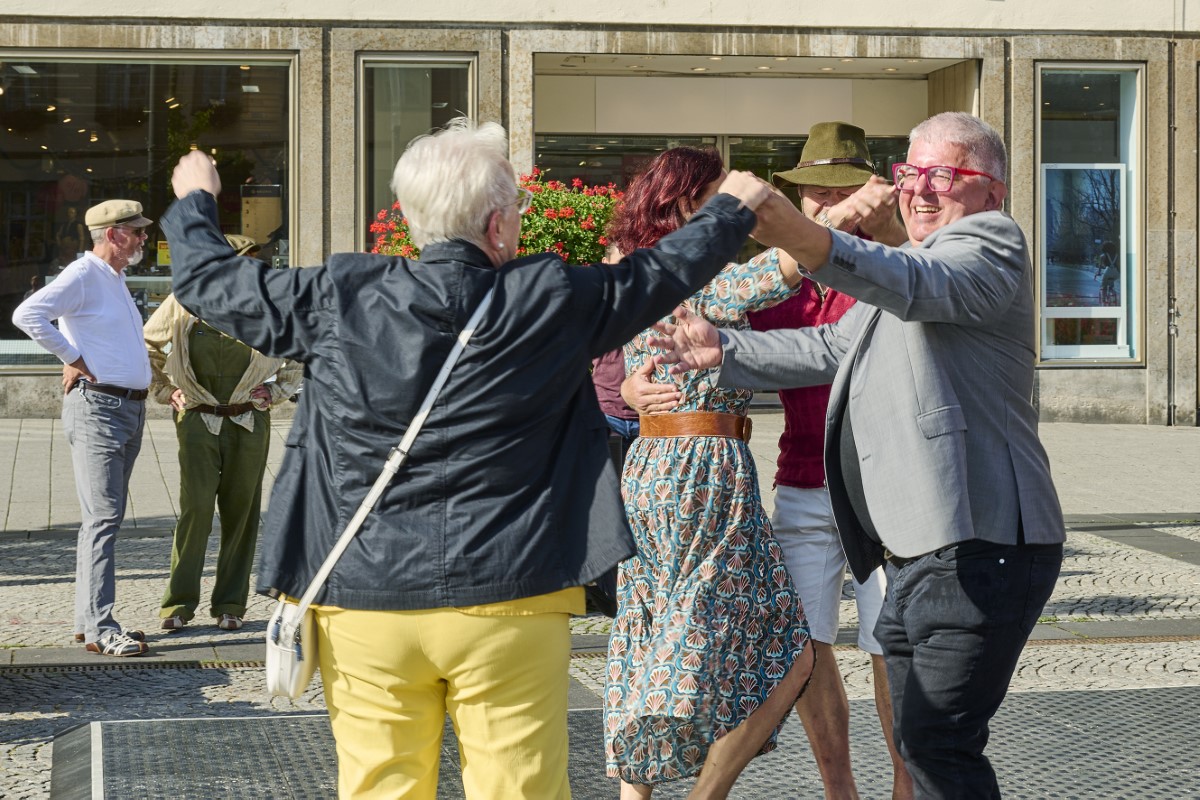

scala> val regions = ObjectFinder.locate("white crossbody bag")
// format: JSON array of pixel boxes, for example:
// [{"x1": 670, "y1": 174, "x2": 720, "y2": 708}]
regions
[{"x1": 266, "y1": 287, "x2": 495, "y2": 699}]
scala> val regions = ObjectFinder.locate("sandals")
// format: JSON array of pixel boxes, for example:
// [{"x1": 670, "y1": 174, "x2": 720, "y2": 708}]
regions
[
  {"x1": 84, "y1": 630, "x2": 149, "y2": 657},
  {"x1": 217, "y1": 614, "x2": 244, "y2": 631}
]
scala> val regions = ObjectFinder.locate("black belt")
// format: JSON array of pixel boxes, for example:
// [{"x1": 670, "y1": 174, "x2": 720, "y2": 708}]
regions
[
  {"x1": 81, "y1": 382, "x2": 148, "y2": 401},
  {"x1": 885, "y1": 542, "x2": 968, "y2": 570}
]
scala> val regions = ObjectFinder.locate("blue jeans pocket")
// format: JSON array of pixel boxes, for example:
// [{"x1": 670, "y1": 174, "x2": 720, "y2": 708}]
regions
[{"x1": 81, "y1": 387, "x2": 122, "y2": 411}]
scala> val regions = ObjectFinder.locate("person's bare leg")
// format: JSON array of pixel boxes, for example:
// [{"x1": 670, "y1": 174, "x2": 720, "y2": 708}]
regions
[
  {"x1": 687, "y1": 644, "x2": 817, "y2": 800},
  {"x1": 793, "y1": 641, "x2": 858, "y2": 799},
  {"x1": 621, "y1": 780, "x2": 654, "y2": 799},
  {"x1": 871, "y1": 653, "x2": 914, "y2": 800}
]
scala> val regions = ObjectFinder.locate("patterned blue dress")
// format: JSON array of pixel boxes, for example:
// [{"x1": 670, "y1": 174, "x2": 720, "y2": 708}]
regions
[{"x1": 604, "y1": 249, "x2": 811, "y2": 784}]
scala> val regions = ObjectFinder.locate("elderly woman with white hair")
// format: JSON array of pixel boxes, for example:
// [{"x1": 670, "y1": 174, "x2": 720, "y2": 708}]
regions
[{"x1": 160, "y1": 119, "x2": 783, "y2": 798}]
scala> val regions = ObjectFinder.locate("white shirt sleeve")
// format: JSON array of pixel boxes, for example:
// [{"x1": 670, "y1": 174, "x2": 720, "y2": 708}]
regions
[{"x1": 12, "y1": 269, "x2": 85, "y2": 366}]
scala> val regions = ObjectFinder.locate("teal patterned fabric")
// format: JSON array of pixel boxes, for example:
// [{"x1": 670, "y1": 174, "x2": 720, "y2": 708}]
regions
[{"x1": 605, "y1": 249, "x2": 811, "y2": 784}]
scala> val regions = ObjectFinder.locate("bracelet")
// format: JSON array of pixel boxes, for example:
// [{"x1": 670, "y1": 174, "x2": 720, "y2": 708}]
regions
[{"x1": 815, "y1": 211, "x2": 836, "y2": 229}]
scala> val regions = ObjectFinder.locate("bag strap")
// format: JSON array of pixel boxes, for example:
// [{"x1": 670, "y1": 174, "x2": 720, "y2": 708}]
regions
[{"x1": 287, "y1": 286, "x2": 496, "y2": 620}]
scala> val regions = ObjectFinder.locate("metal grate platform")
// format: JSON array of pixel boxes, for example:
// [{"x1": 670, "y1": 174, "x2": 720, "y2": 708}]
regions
[{"x1": 51, "y1": 687, "x2": 1200, "y2": 798}]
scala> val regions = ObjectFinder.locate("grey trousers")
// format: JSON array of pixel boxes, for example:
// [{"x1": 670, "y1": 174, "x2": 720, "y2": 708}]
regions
[{"x1": 63, "y1": 385, "x2": 145, "y2": 642}]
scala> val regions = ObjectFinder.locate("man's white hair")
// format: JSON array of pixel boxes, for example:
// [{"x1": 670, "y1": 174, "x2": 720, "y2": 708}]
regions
[
  {"x1": 910, "y1": 112, "x2": 1007, "y2": 182},
  {"x1": 391, "y1": 117, "x2": 517, "y2": 250}
]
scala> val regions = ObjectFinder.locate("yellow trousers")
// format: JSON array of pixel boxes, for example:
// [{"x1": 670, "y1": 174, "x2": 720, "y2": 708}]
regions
[{"x1": 314, "y1": 605, "x2": 573, "y2": 799}]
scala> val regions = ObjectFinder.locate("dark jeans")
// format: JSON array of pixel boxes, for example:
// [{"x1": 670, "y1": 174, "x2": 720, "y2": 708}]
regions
[
  {"x1": 875, "y1": 539, "x2": 1063, "y2": 798},
  {"x1": 604, "y1": 414, "x2": 639, "y2": 473}
]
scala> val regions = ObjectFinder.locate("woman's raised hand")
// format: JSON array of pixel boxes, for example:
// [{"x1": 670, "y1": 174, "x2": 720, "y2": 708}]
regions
[{"x1": 716, "y1": 171, "x2": 774, "y2": 212}]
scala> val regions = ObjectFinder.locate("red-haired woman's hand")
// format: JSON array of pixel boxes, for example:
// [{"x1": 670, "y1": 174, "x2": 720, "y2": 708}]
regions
[{"x1": 716, "y1": 171, "x2": 773, "y2": 212}]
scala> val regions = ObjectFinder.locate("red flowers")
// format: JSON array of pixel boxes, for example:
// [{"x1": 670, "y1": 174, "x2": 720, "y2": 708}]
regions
[{"x1": 369, "y1": 169, "x2": 622, "y2": 264}]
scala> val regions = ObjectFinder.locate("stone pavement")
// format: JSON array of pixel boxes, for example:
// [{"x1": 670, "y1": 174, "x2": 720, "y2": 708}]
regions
[{"x1": 1, "y1": 414, "x2": 1199, "y2": 798}]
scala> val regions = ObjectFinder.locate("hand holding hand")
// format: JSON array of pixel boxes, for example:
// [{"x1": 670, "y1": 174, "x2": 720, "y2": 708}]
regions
[
  {"x1": 250, "y1": 384, "x2": 272, "y2": 409},
  {"x1": 647, "y1": 306, "x2": 724, "y2": 375},
  {"x1": 169, "y1": 388, "x2": 187, "y2": 412},
  {"x1": 620, "y1": 361, "x2": 681, "y2": 415},
  {"x1": 62, "y1": 357, "x2": 95, "y2": 394},
  {"x1": 846, "y1": 176, "x2": 907, "y2": 245},
  {"x1": 172, "y1": 151, "x2": 222, "y2": 200},
  {"x1": 750, "y1": 190, "x2": 809, "y2": 250},
  {"x1": 716, "y1": 171, "x2": 774, "y2": 212}
]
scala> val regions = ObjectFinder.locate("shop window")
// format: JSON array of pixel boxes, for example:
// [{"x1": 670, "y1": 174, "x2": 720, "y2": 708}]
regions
[
  {"x1": 361, "y1": 58, "x2": 473, "y2": 246},
  {"x1": 535, "y1": 134, "x2": 713, "y2": 188},
  {"x1": 1037, "y1": 66, "x2": 1142, "y2": 361},
  {"x1": 535, "y1": 133, "x2": 908, "y2": 263},
  {"x1": 728, "y1": 135, "x2": 908, "y2": 185},
  {"x1": 533, "y1": 133, "x2": 907, "y2": 192},
  {"x1": 0, "y1": 56, "x2": 291, "y2": 366}
]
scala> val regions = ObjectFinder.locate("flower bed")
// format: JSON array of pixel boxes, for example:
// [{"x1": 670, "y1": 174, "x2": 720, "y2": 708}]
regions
[{"x1": 369, "y1": 168, "x2": 622, "y2": 265}]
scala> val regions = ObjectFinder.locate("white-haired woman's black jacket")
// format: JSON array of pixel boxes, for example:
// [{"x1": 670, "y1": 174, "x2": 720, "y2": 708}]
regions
[{"x1": 161, "y1": 190, "x2": 755, "y2": 610}]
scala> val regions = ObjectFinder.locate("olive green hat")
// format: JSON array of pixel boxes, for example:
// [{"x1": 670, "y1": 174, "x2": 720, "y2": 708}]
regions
[{"x1": 771, "y1": 122, "x2": 876, "y2": 188}]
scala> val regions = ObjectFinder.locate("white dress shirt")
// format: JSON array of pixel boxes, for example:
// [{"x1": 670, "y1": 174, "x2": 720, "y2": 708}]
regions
[{"x1": 13, "y1": 252, "x2": 152, "y2": 390}]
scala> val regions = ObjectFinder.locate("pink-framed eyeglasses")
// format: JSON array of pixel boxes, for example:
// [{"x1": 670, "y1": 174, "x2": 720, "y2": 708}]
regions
[{"x1": 891, "y1": 163, "x2": 997, "y2": 193}]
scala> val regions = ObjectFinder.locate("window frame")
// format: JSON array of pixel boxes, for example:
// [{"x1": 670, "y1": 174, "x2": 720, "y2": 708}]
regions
[
  {"x1": 355, "y1": 53, "x2": 478, "y2": 252},
  {"x1": 1034, "y1": 61, "x2": 1145, "y2": 365}
]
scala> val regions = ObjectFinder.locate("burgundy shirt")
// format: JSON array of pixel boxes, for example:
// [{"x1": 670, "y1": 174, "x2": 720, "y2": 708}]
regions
[
  {"x1": 592, "y1": 349, "x2": 638, "y2": 420},
  {"x1": 748, "y1": 279, "x2": 856, "y2": 489}
]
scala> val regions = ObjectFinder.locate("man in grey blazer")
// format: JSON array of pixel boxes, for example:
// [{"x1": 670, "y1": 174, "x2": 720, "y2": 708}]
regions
[{"x1": 655, "y1": 112, "x2": 1065, "y2": 798}]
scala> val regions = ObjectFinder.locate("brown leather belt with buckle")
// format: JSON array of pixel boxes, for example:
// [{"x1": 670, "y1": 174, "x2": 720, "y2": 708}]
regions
[
  {"x1": 82, "y1": 382, "x2": 148, "y2": 401},
  {"x1": 191, "y1": 402, "x2": 256, "y2": 417},
  {"x1": 639, "y1": 411, "x2": 752, "y2": 443}
]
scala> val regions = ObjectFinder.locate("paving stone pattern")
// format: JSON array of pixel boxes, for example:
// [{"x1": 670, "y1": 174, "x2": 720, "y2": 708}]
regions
[{"x1": 2, "y1": 416, "x2": 1199, "y2": 798}]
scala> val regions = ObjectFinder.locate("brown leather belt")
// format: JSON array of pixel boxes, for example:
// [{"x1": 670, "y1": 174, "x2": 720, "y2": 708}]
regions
[
  {"x1": 81, "y1": 382, "x2": 148, "y2": 401},
  {"x1": 639, "y1": 411, "x2": 752, "y2": 443},
  {"x1": 191, "y1": 402, "x2": 256, "y2": 417}
]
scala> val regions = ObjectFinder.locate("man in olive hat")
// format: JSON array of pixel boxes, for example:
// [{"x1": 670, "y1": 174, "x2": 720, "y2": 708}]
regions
[
  {"x1": 13, "y1": 198, "x2": 156, "y2": 657},
  {"x1": 769, "y1": 121, "x2": 906, "y2": 244},
  {"x1": 753, "y1": 122, "x2": 911, "y2": 800}
]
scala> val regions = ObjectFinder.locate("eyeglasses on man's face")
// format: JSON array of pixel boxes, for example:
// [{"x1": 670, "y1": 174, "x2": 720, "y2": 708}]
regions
[
  {"x1": 891, "y1": 163, "x2": 997, "y2": 193},
  {"x1": 114, "y1": 226, "x2": 148, "y2": 238},
  {"x1": 513, "y1": 187, "x2": 534, "y2": 214}
]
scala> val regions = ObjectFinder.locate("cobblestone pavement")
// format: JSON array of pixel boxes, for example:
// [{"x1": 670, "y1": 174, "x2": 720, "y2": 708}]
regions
[
  {"x1": 1, "y1": 415, "x2": 1198, "y2": 797},
  {"x1": 1145, "y1": 523, "x2": 1200, "y2": 542}
]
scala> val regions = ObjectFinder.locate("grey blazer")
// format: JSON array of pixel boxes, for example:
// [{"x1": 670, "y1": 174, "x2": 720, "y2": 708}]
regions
[{"x1": 719, "y1": 211, "x2": 1065, "y2": 582}]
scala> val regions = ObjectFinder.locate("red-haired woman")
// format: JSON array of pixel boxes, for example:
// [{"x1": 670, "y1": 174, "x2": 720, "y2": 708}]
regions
[{"x1": 604, "y1": 147, "x2": 815, "y2": 798}]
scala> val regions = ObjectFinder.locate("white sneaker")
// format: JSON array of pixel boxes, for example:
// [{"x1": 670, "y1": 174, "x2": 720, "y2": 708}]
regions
[
  {"x1": 217, "y1": 614, "x2": 244, "y2": 631},
  {"x1": 85, "y1": 630, "x2": 149, "y2": 657}
]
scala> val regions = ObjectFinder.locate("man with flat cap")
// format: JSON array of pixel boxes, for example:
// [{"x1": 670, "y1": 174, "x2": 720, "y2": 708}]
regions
[{"x1": 14, "y1": 198, "x2": 155, "y2": 657}]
